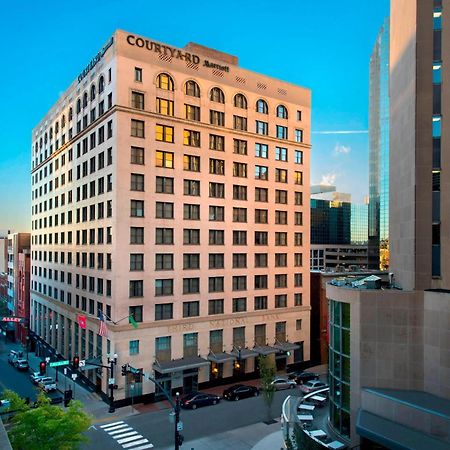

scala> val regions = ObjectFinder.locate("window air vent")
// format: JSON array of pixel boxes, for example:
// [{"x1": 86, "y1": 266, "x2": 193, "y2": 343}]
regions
[
  {"x1": 186, "y1": 62, "x2": 199, "y2": 71},
  {"x1": 235, "y1": 76, "x2": 246, "y2": 84},
  {"x1": 212, "y1": 70, "x2": 224, "y2": 78},
  {"x1": 257, "y1": 82, "x2": 267, "y2": 90},
  {"x1": 159, "y1": 54, "x2": 172, "y2": 63},
  {"x1": 277, "y1": 88, "x2": 287, "y2": 96}
]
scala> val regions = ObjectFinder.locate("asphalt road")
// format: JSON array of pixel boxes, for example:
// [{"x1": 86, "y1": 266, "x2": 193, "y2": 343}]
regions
[{"x1": 84, "y1": 387, "x2": 300, "y2": 449}]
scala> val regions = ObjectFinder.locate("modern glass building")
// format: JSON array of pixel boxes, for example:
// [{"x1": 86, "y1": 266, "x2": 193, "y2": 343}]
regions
[
  {"x1": 350, "y1": 203, "x2": 368, "y2": 245},
  {"x1": 311, "y1": 199, "x2": 351, "y2": 245},
  {"x1": 368, "y1": 18, "x2": 390, "y2": 270}
]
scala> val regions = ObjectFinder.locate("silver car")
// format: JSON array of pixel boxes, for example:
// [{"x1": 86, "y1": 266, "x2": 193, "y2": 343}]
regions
[{"x1": 271, "y1": 378, "x2": 297, "y2": 390}]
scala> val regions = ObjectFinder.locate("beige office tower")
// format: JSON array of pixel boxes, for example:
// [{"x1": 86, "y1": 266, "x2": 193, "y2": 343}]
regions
[{"x1": 30, "y1": 30, "x2": 311, "y2": 402}]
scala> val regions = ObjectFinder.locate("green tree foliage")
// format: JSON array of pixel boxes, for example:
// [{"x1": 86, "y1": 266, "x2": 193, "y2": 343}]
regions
[
  {"x1": 7, "y1": 392, "x2": 91, "y2": 450},
  {"x1": 2, "y1": 389, "x2": 29, "y2": 415},
  {"x1": 258, "y1": 355, "x2": 276, "y2": 421}
]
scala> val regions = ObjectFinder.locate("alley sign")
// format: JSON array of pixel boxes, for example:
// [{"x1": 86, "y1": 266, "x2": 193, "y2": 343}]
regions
[
  {"x1": 49, "y1": 360, "x2": 70, "y2": 368},
  {"x1": 1, "y1": 317, "x2": 25, "y2": 323}
]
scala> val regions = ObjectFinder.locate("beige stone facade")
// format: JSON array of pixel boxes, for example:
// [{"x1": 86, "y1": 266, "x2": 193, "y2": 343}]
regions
[{"x1": 30, "y1": 30, "x2": 311, "y2": 401}]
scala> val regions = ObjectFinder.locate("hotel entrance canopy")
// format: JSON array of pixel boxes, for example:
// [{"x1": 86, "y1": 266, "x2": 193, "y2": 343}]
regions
[
  {"x1": 207, "y1": 352, "x2": 236, "y2": 363},
  {"x1": 153, "y1": 356, "x2": 209, "y2": 374},
  {"x1": 253, "y1": 345, "x2": 279, "y2": 356}
]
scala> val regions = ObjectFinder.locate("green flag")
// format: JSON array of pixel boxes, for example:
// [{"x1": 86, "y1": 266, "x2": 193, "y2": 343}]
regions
[{"x1": 129, "y1": 315, "x2": 139, "y2": 329}]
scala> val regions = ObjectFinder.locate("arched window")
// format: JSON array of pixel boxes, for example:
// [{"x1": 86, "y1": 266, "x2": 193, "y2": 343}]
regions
[
  {"x1": 68, "y1": 107, "x2": 73, "y2": 121},
  {"x1": 234, "y1": 93, "x2": 247, "y2": 109},
  {"x1": 82, "y1": 92, "x2": 88, "y2": 108},
  {"x1": 99, "y1": 76, "x2": 105, "y2": 94},
  {"x1": 55, "y1": 121, "x2": 59, "y2": 134},
  {"x1": 210, "y1": 87, "x2": 225, "y2": 103},
  {"x1": 185, "y1": 80, "x2": 200, "y2": 97},
  {"x1": 156, "y1": 73, "x2": 174, "y2": 90},
  {"x1": 90, "y1": 84, "x2": 96, "y2": 101},
  {"x1": 276, "y1": 105, "x2": 288, "y2": 119},
  {"x1": 76, "y1": 99, "x2": 81, "y2": 114},
  {"x1": 256, "y1": 99, "x2": 268, "y2": 114}
]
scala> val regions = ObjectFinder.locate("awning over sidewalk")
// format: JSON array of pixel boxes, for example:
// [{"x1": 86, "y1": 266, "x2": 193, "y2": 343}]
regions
[
  {"x1": 207, "y1": 352, "x2": 236, "y2": 363},
  {"x1": 230, "y1": 348, "x2": 259, "y2": 360},
  {"x1": 253, "y1": 345, "x2": 280, "y2": 356},
  {"x1": 153, "y1": 356, "x2": 210, "y2": 374},
  {"x1": 274, "y1": 342, "x2": 301, "y2": 352}
]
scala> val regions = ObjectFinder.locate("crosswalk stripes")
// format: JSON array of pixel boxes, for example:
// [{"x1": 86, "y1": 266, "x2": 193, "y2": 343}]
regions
[{"x1": 100, "y1": 421, "x2": 154, "y2": 449}]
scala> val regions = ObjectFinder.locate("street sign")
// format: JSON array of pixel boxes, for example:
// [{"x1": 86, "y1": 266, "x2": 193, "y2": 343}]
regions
[
  {"x1": 71, "y1": 374, "x2": 78, "y2": 381},
  {"x1": 63, "y1": 368, "x2": 68, "y2": 375},
  {"x1": 177, "y1": 422, "x2": 183, "y2": 432},
  {"x1": 79, "y1": 359, "x2": 86, "y2": 367},
  {"x1": 50, "y1": 360, "x2": 70, "y2": 368},
  {"x1": 0, "y1": 317, "x2": 24, "y2": 323},
  {"x1": 45, "y1": 357, "x2": 50, "y2": 363},
  {"x1": 108, "y1": 377, "x2": 115, "y2": 385}
]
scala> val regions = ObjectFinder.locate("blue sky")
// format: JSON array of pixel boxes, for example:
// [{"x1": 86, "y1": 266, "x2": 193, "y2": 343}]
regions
[{"x1": 0, "y1": 0, "x2": 389, "y2": 231}]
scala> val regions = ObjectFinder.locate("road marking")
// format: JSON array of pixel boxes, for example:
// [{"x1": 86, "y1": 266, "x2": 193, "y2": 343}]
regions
[
  {"x1": 102, "y1": 424, "x2": 129, "y2": 432},
  {"x1": 117, "y1": 434, "x2": 144, "y2": 444},
  {"x1": 108, "y1": 427, "x2": 133, "y2": 435},
  {"x1": 122, "y1": 439, "x2": 150, "y2": 449},
  {"x1": 112, "y1": 431, "x2": 138, "y2": 440},
  {"x1": 100, "y1": 420, "x2": 125, "y2": 428},
  {"x1": 130, "y1": 444, "x2": 154, "y2": 450}
]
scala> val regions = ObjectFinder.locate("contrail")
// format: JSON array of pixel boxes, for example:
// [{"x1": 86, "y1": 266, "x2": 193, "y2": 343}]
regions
[{"x1": 312, "y1": 130, "x2": 368, "y2": 135}]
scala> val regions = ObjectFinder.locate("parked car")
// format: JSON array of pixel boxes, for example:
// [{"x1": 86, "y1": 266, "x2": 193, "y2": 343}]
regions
[
  {"x1": 46, "y1": 392, "x2": 63, "y2": 405},
  {"x1": 30, "y1": 372, "x2": 48, "y2": 385},
  {"x1": 223, "y1": 384, "x2": 259, "y2": 401},
  {"x1": 288, "y1": 371, "x2": 319, "y2": 384},
  {"x1": 8, "y1": 350, "x2": 23, "y2": 365},
  {"x1": 14, "y1": 359, "x2": 29, "y2": 371},
  {"x1": 38, "y1": 378, "x2": 57, "y2": 392},
  {"x1": 271, "y1": 378, "x2": 297, "y2": 390},
  {"x1": 180, "y1": 392, "x2": 221, "y2": 409},
  {"x1": 299, "y1": 380, "x2": 328, "y2": 394}
]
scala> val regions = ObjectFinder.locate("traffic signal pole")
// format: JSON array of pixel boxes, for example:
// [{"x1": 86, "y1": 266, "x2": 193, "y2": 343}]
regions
[{"x1": 175, "y1": 392, "x2": 181, "y2": 450}]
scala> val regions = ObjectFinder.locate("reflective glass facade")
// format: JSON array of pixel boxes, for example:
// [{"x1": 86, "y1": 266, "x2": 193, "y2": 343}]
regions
[
  {"x1": 329, "y1": 300, "x2": 351, "y2": 438},
  {"x1": 351, "y1": 203, "x2": 368, "y2": 245},
  {"x1": 368, "y1": 18, "x2": 390, "y2": 269},
  {"x1": 311, "y1": 199, "x2": 351, "y2": 245}
]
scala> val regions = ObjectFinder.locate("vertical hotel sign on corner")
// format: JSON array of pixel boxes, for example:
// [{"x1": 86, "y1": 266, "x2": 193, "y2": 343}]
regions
[{"x1": 78, "y1": 36, "x2": 114, "y2": 83}]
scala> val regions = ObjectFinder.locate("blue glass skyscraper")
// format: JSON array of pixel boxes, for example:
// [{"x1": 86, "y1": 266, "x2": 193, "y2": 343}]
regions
[{"x1": 368, "y1": 18, "x2": 390, "y2": 270}]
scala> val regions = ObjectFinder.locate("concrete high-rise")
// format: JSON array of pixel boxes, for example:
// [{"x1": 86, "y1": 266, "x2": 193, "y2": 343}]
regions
[{"x1": 30, "y1": 30, "x2": 311, "y2": 402}]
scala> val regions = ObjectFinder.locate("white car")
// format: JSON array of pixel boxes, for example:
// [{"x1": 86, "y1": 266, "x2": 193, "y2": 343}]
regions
[
  {"x1": 271, "y1": 378, "x2": 297, "y2": 390},
  {"x1": 30, "y1": 372, "x2": 47, "y2": 385},
  {"x1": 39, "y1": 378, "x2": 57, "y2": 392}
]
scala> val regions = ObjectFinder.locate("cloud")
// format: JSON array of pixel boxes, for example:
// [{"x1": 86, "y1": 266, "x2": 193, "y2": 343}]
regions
[
  {"x1": 320, "y1": 173, "x2": 337, "y2": 186},
  {"x1": 334, "y1": 144, "x2": 351, "y2": 155},
  {"x1": 312, "y1": 130, "x2": 368, "y2": 135}
]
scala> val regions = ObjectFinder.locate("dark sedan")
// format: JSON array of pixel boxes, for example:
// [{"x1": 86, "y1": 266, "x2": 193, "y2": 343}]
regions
[
  {"x1": 180, "y1": 392, "x2": 221, "y2": 409},
  {"x1": 223, "y1": 384, "x2": 259, "y2": 401},
  {"x1": 288, "y1": 371, "x2": 319, "y2": 384}
]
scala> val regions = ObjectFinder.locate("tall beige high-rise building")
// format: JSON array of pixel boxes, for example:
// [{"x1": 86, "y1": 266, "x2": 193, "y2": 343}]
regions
[{"x1": 30, "y1": 30, "x2": 311, "y2": 402}]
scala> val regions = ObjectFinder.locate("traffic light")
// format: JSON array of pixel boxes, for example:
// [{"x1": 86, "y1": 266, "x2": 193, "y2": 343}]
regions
[
  {"x1": 121, "y1": 364, "x2": 128, "y2": 376},
  {"x1": 39, "y1": 361, "x2": 46, "y2": 376},
  {"x1": 64, "y1": 389, "x2": 73, "y2": 407},
  {"x1": 72, "y1": 356, "x2": 80, "y2": 369},
  {"x1": 133, "y1": 371, "x2": 142, "y2": 383},
  {"x1": 177, "y1": 434, "x2": 184, "y2": 446}
]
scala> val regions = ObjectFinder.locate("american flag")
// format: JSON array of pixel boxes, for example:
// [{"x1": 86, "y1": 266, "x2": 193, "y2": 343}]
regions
[{"x1": 98, "y1": 310, "x2": 108, "y2": 337}]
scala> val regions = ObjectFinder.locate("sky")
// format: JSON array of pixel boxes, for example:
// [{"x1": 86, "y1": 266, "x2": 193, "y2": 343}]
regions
[{"x1": 0, "y1": 0, "x2": 389, "y2": 232}]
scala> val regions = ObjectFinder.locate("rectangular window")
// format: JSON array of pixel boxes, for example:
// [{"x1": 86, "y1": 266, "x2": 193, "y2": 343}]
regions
[
  {"x1": 183, "y1": 204, "x2": 200, "y2": 220},
  {"x1": 183, "y1": 301, "x2": 199, "y2": 318},
  {"x1": 295, "y1": 212, "x2": 303, "y2": 225},
  {"x1": 209, "y1": 299, "x2": 224, "y2": 315},
  {"x1": 275, "y1": 253, "x2": 287, "y2": 267},
  {"x1": 255, "y1": 187, "x2": 268, "y2": 202},
  {"x1": 129, "y1": 340, "x2": 140, "y2": 355},
  {"x1": 210, "y1": 158, "x2": 225, "y2": 175},
  {"x1": 131, "y1": 91, "x2": 144, "y2": 110},
  {"x1": 295, "y1": 191, "x2": 303, "y2": 205},
  {"x1": 233, "y1": 115, "x2": 247, "y2": 131},
  {"x1": 155, "y1": 303, "x2": 173, "y2": 320},
  {"x1": 256, "y1": 120, "x2": 268, "y2": 135},
  {"x1": 209, "y1": 230, "x2": 224, "y2": 245},
  {"x1": 209, "y1": 253, "x2": 224, "y2": 269},
  {"x1": 184, "y1": 129, "x2": 201, "y2": 147},
  {"x1": 255, "y1": 165, "x2": 268, "y2": 180},
  {"x1": 233, "y1": 253, "x2": 247, "y2": 268},
  {"x1": 155, "y1": 228, "x2": 174, "y2": 245},
  {"x1": 275, "y1": 210, "x2": 288, "y2": 225},
  {"x1": 294, "y1": 171, "x2": 303, "y2": 185},
  {"x1": 276, "y1": 125, "x2": 288, "y2": 139},
  {"x1": 294, "y1": 293, "x2": 303, "y2": 306},
  {"x1": 275, "y1": 294, "x2": 287, "y2": 308},
  {"x1": 254, "y1": 296, "x2": 268, "y2": 310},
  {"x1": 129, "y1": 305, "x2": 143, "y2": 323},
  {"x1": 294, "y1": 253, "x2": 303, "y2": 267},
  {"x1": 184, "y1": 179, "x2": 200, "y2": 196},
  {"x1": 183, "y1": 254, "x2": 200, "y2": 270},
  {"x1": 255, "y1": 143, "x2": 268, "y2": 158},
  {"x1": 275, "y1": 168, "x2": 288, "y2": 183},
  {"x1": 294, "y1": 273, "x2": 303, "y2": 287},
  {"x1": 209, "y1": 276, "x2": 224, "y2": 292},
  {"x1": 183, "y1": 277, "x2": 200, "y2": 294},
  {"x1": 156, "y1": 176, "x2": 174, "y2": 194},
  {"x1": 254, "y1": 274, "x2": 268, "y2": 289},
  {"x1": 155, "y1": 202, "x2": 174, "y2": 219},
  {"x1": 209, "y1": 182, "x2": 225, "y2": 198},
  {"x1": 135, "y1": 67, "x2": 142, "y2": 82},
  {"x1": 185, "y1": 104, "x2": 201, "y2": 121},
  {"x1": 294, "y1": 150, "x2": 303, "y2": 164},
  {"x1": 156, "y1": 151, "x2": 174, "y2": 168},
  {"x1": 155, "y1": 124, "x2": 174, "y2": 143},
  {"x1": 275, "y1": 190, "x2": 288, "y2": 204},
  {"x1": 233, "y1": 139, "x2": 247, "y2": 155},
  {"x1": 210, "y1": 134, "x2": 225, "y2": 151},
  {"x1": 232, "y1": 276, "x2": 247, "y2": 291},
  {"x1": 131, "y1": 146, "x2": 145, "y2": 165},
  {"x1": 233, "y1": 162, "x2": 247, "y2": 178},
  {"x1": 131, "y1": 119, "x2": 145, "y2": 138},
  {"x1": 210, "y1": 110, "x2": 225, "y2": 126},
  {"x1": 130, "y1": 173, "x2": 144, "y2": 191},
  {"x1": 294, "y1": 232, "x2": 303, "y2": 246},
  {"x1": 255, "y1": 209, "x2": 268, "y2": 224},
  {"x1": 255, "y1": 253, "x2": 268, "y2": 268},
  {"x1": 155, "y1": 279, "x2": 174, "y2": 296},
  {"x1": 184, "y1": 155, "x2": 200, "y2": 172},
  {"x1": 232, "y1": 297, "x2": 247, "y2": 312},
  {"x1": 275, "y1": 274, "x2": 287, "y2": 288},
  {"x1": 294, "y1": 129, "x2": 303, "y2": 143},
  {"x1": 129, "y1": 280, "x2": 143, "y2": 297},
  {"x1": 130, "y1": 227, "x2": 144, "y2": 244},
  {"x1": 275, "y1": 232, "x2": 287, "y2": 246},
  {"x1": 131, "y1": 200, "x2": 144, "y2": 217},
  {"x1": 233, "y1": 230, "x2": 247, "y2": 245},
  {"x1": 255, "y1": 231, "x2": 268, "y2": 246},
  {"x1": 209, "y1": 205, "x2": 225, "y2": 221},
  {"x1": 155, "y1": 336, "x2": 171, "y2": 362},
  {"x1": 275, "y1": 147, "x2": 288, "y2": 161},
  {"x1": 233, "y1": 185, "x2": 247, "y2": 200},
  {"x1": 155, "y1": 254, "x2": 174, "y2": 270},
  {"x1": 233, "y1": 207, "x2": 247, "y2": 223},
  {"x1": 183, "y1": 228, "x2": 200, "y2": 245},
  {"x1": 156, "y1": 98, "x2": 174, "y2": 116}
]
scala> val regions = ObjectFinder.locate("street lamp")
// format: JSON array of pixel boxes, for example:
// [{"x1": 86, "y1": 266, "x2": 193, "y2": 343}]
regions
[{"x1": 107, "y1": 353, "x2": 118, "y2": 413}]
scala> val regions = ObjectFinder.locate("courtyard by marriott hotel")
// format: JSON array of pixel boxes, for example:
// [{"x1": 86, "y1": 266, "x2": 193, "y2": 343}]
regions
[{"x1": 30, "y1": 30, "x2": 311, "y2": 402}]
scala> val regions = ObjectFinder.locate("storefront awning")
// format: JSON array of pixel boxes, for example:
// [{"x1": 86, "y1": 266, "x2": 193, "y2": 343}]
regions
[
  {"x1": 153, "y1": 356, "x2": 210, "y2": 374},
  {"x1": 230, "y1": 348, "x2": 259, "y2": 360},
  {"x1": 253, "y1": 345, "x2": 280, "y2": 356},
  {"x1": 274, "y1": 342, "x2": 301, "y2": 352},
  {"x1": 207, "y1": 352, "x2": 236, "y2": 363}
]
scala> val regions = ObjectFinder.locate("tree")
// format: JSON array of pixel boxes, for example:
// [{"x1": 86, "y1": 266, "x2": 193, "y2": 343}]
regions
[
  {"x1": 258, "y1": 355, "x2": 276, "y2": 423},
  {"x1": 8, "y1": 392, "x2": 91, "y2": 450},
  {"x1": 2, "y1": 389, "x2": 29, "y2": 416}
]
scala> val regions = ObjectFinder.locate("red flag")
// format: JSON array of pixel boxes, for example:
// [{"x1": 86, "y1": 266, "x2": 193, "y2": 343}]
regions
[{"x1": 78, "y1": 315, "x2": 87, "y2": 329}]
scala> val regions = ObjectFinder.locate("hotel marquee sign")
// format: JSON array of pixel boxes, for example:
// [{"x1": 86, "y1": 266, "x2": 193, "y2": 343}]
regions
[{"x1": 126, "y1": 34, "x2": 230, "y2": 73}]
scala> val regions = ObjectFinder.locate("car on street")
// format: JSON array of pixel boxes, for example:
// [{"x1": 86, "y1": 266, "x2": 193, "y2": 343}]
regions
[
  {"x1": 271, "y1": 378, "x2": 297, "y2": 390},
  {"x1": 288, "y1": 371, "x2": 319, "y2": 384},
  {"x1": 45, "y1": 392, "x2": 63, "y2": 404},
  {"x1": 180, "y1": 392, "x2": 221, "y2": 409},
  {"x1": 223, "y1": 384, "x2": 259, "y2": 401},
  {"x1": 299, "y1": 380, "x2": 329, "y2": 394},
  {"x1": 30, "y1": 372, "x2": 48, "y2": 385},
  {"x1": 8, "y1": 350, "x2": 23, "y2": 365},
  {"x1": 38, "y1": 378, "x2": 57, "y2": 392},
  {"x1": 14, "y1": 359, "x2": 29, "y2": 371}
]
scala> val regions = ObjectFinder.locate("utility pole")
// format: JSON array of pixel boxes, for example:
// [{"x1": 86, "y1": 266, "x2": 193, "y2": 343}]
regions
[
  {"x1": 108, "y1": 353, "x2": 118, "y2": 413},
  {"x1": 175, "y1": 392, "x2": 181, "y2": 450}
]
